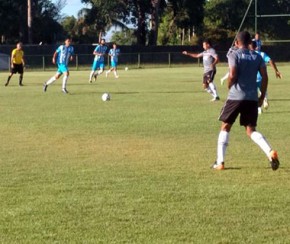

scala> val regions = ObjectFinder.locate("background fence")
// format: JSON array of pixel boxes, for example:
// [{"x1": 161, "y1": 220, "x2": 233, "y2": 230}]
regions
[{"x1": 0, "y1": 51, "x2": 230, "y2": 71}]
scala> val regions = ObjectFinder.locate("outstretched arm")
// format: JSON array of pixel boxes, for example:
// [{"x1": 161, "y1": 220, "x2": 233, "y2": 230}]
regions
[
  {"x1": 269, "y1": 59, "x2": 282, "y2": 79},
  {"x1": 182, "y1": 51, "x2": 202, "y2": 58}
]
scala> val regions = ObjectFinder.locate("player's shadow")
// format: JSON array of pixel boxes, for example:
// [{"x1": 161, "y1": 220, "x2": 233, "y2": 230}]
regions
[{"x1": 223, "y1": 167, "x2": 242, "y2": 170}]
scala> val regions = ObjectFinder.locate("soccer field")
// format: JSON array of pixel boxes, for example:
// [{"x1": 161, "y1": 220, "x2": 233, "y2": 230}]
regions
[{"x1": 1, "y1": 66, "x2": 290, "y2": 243}]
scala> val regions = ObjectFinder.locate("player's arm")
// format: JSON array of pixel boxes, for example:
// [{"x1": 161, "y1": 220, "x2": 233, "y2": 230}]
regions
[
  {"x1": 182, "y1": 51, "x2": 202, "y2": 58},
  {"x1": 52, "y1": 51, "x2": 58, "y2": 64},
  {"x1": 211, "y1": 54, "x2": 219, "y2": 68},
  {"x1": 269, "y1": 59, "x2": 282, "y2": 79},
  {"x1": 11, "y1": 50, "x2": 16, "y2": 67},
  {"x1": 22, "y1": 55, "x2": 25, "y2": 68},
  {"x1": 228, "y1": 65, "x2": 237, "y2": 89},
  {"x1": 259, "y1": 65, "x2": 268, "y2": 107}
]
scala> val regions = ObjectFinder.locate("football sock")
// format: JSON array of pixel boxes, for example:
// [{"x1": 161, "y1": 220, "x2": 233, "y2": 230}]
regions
[
  {"x1": 19, "y1": 75, "x2": 23, "y2": 85},
  {"x1": 46, "y1": 76, "x2": 57, "y2": 85},
  {"x1": 209, "y1": 82, "x2": 218, "y2": 97},
  {"x1": 62, "y1": 75, "x2": 68, "y2": 89},
  {"x1": 205, "y1": 87, "x2": 214, "y2": 97},
  {"x1": 250, "y1": 131, "x2": 272, "y2": 160},
  {"x1": 89, "y1": 71, "x2": 95, "y2": 81},
  {"x1": 221, "y1": 72, "x2": 229, "y2": 82},
  {"x1": 114, "y1": 71, "x2": 118, "y2": 77},
  {"x1": 6, "y1": 75, "x2": 12, "y2": 83},
  {"x1": 217, "y1": 130, "x2": 229, "y2": 164}
]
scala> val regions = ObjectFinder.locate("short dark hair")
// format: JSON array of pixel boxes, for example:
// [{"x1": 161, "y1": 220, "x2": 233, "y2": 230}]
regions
[
  {"x1": 237, "y1": 31, "x2": 251, "y2": 45},
  {"x1": 203, "y1": 39, "x2": 212, "y2": 46},
  {"x1": 251, "y1": 40, "x2": 257, "y2": 49}
]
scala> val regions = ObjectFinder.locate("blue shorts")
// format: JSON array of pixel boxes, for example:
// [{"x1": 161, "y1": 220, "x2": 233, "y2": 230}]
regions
[
  {"x1": 57, "y1": 64, "x2": 69, "y2": 74},
  {"x1": 111, "y1": 61, "x2": 118, "y2": 68},
  {"x1": 92, "y1": 60, "x2": 105, "y2": 70}
]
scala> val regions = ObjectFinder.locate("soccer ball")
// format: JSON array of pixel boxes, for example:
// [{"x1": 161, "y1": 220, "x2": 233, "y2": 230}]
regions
[
  {"x1": 125, "y1": 67, "x2": 128, "y2": 71},
  {"x1": 102, "y1": 93, "x2": 111, "y2": 101}
]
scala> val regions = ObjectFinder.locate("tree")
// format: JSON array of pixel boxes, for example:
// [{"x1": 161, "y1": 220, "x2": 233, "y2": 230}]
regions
[
  {"x1": 0, "y1": 0, "x2": 65, "y2": 44},
  {"x1": 158, "y1": 0, "x2": 205, "y2": 45},
  {"x1": 81, "y1": 0, "x2": 128, "y2": 42},
  {"x1": 203, "y1": 0, "x2": 290, "y2": 44}
]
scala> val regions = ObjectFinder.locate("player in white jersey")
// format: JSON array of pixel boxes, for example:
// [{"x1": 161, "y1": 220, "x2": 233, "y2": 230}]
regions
[
  {"x1": 89, "y1": 39, "x2": 108, "y2": 83},
  {"x1": 43, "y1": 38, "x2": 74, "y2": 94},
  {"x1": 182, "y1": 39, "x2": 220, "y2": 101},
  {"x1": 106, "y1": 43, "x2": 120, "y2": 78}
]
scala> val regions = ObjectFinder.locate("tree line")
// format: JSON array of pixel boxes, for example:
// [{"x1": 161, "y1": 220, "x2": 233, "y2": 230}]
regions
[{"x1": 0, "y1": 0, "x2": 289, "y2": 45}]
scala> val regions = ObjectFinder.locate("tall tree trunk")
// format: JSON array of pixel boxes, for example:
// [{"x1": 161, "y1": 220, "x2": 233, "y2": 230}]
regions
[
  {"x1": 27, "y1": 0, "x2": 33, "y2": 43},
  {"x1": 136, "y1": 0, "x2": 147, "y2": 46},
  {"x1": 148, "y1": 0, "x2": 160, "y2": 46}
]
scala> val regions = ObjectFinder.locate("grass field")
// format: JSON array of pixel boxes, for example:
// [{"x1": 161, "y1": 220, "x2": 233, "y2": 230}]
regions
[{"x1": 1, "y1": 65, "x2": 290, "y2": 243}]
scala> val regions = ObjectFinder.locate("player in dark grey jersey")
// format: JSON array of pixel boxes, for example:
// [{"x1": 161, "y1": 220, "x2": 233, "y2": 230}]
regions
[
  {"x1": 212, "y1": 31, "x2": 280, "y2": 171},
  {"x1": 182, "y1": 39, "x2": 220, "y2": 101}
]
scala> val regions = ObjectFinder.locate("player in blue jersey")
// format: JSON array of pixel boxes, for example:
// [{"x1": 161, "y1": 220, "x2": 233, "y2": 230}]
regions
[
  {"x1": 182, "y1": 39, "x2": 220, "y2": 101},
  {"x1": 106, "y1": 43, "x2": 120, "y2": 78},
  {"x1": 250, "y1": 40, "x2": 282, "y2": 114},
  {"x1": 212, "y1": 31, "x2": 279, "y2": 171},
  {"x1": 89, "y1": 39, "x2": 108, "y2": 83},
  {"x1": 43, "y1": 38, "x2": 74, "y2": 94},
  {"x1": 253, "y1": 32, "x2": 262, "y2": 51}
]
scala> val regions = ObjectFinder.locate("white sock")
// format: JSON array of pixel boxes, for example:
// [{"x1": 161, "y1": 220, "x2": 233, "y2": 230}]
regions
[
  {"x1": 205, "y1": 87, "x2": 214, "y2": 97},
  {"x1": 62, "y1": 75, "x2": 68, "y2": 89},
  {"x1": 217, "y1": 131, "x2": 229, "y2": 164},
  {"x1": 89, "y1": 71, "x2": 95, "y2": 81},
  {"x1": 46, "y1": 76, "x2": 57, "y2": 85},
  {"x1": 114, "y1": 71, "x2": 118, "y2": 77},
  {"x1": 251, "y1": 131, "x2": 272, "y2": 160},
  {"x1": 221, "y1": 72, "x2": 229, "y2": 81},
  {"x1": 209, "y1": 82, "x2": 218, "y2": 97}
]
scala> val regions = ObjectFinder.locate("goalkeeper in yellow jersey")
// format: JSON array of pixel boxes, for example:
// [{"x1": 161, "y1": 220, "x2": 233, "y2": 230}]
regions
[{"x1": 5, "y1": 42, "x2": 25, "y2": 86}]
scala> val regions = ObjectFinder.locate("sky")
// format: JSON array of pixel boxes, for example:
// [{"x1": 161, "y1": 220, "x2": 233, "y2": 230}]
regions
[{"x1": 55, "y1": 0, "x2": 88, "y2": 17}]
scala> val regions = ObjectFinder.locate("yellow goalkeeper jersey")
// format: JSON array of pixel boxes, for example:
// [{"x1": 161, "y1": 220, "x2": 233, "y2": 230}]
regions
[{"x1": 12, "y1": 48, "x2": 24, "y2": 64}]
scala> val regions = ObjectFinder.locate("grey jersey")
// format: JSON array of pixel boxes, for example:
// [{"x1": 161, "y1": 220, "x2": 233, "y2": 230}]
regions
[
  {"x1": 227, "y1": 48, "x2": 265, "y2": 101},
  {"x1": 200, "y1": 48, "x2": 218, "y2": 73}
]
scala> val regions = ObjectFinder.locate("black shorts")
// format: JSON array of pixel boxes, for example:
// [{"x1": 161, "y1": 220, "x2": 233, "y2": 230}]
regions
[
  {"x1": 219, "y1": 100, "x2": 258, "y2": 127},
  {"x1": 11, "y1": 63, "x2": 24, "y2": 74},
  {"x1": 203, "y1": 70, "x2": 216, "y2": 85}
]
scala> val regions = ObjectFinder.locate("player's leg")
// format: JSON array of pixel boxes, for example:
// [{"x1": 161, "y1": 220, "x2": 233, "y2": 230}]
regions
[
  {"x1": 5, "y1": 64, "x2": 16, "y2": 86},
  {"x1": 5, "y1": 72, "x2": 13, "y2": 86},
  {"x1": 220, "y1": 71, "x2": 229, "y2": 85},
  {"x1": 242, "y1": 101, "x2": 279, "y2": 170},
  {"x1": 213, "y1": 100, "x2": 240, "y2": 170},
  {"x1": 43, "y1": 69, "x2": 61, "y2": 92},
  {"x1": 89, "y1": 61, "x2": 97, "y2": 83},
  {"x1": 113, "y1": 62, "x2": 119, "y2": 78},
  {"x1": 19, "y1": 64, "x2": 24, "y2": 86},
  {"x1": 97, "y1": 63, "x2": 104, "y2": 76},
  {"x1": 62, "y1": 69, "x2": 69, "y2": 93},
  {"x1": 203, "y1": 73, "x2": 215, "y2": 98},
  {"x1": 208, "y1": 70, "x2": 219, "y2": 101}
]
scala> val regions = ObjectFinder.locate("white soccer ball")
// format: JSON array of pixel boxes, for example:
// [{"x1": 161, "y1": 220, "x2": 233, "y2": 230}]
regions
[
  {"x1": 102, "y1": 93, "x2": 111, "y2": 101},
  {"x1": 125, "y1": 67, "x2": 128, "y2": 71}
]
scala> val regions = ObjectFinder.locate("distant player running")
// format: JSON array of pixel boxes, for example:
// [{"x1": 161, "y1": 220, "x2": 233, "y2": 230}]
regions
[
  {"x1": 106, "y1": 43, "x2": 120, "y2": 78},
  {"x1": 5, "y1": 42, "x2": 25, "y2": 86},
  {"x1": 89, "y1": 38, "x2": 108, "y2": 83},
  {"x1": 43, "y1": 38, "x2": 74, "y2": 94},
  {"x1": 182, "y1": 39, "x2": 220, "y2": 101}
]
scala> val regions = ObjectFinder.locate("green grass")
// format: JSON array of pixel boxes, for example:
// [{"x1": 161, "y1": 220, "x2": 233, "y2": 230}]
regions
[{"x1": 1, "y1": 65, "x2": 290, "y2": 243}]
